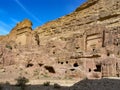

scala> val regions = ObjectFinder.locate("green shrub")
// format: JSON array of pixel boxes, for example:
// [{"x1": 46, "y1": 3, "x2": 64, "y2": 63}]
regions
[
  {"x1": 5, "y1": 45, "x2": 12, "y2": 50},
  {"x1": 43, "y1": 81, "x2": 50, "y2": 86},
  {"x1": 54, "y1": 83, "x2": 61, "y2": 88},
  {"x1": 16, "y1": 76, "x2": 29, "y2": 86},
  {"x1": 15, "y1": 76, "x2": 29, "y2": 90}
]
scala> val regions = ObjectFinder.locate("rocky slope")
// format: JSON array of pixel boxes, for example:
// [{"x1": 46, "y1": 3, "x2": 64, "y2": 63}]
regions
[{"x1": 0, "y1": 0, "x2": 120, "y2": 82}]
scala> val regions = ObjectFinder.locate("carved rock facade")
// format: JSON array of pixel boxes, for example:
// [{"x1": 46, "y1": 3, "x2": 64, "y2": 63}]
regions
[{"x1": 0, "y1": 0, "x2": 120, "y2": 79}]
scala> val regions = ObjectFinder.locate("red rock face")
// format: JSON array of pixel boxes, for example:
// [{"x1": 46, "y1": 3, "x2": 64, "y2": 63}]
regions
[{"x1": 0, "y1": 0, "x2": 120, "y2": 79}]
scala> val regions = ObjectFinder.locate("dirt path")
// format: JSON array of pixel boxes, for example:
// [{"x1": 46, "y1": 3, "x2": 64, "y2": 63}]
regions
[{"x1": 28, "y1": 79, "x2": 81, "y2": 86}]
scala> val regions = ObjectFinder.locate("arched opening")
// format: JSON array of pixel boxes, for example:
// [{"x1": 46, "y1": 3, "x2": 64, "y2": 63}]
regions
[
  {"x1": 73, "y1": 62, "x2": 79, "y2": 67},
  {"x1": 89, "y1": 68, "x2": 91, "y2": 72},
  {"x1": 44, "y1": 66, "x2": 55, "y2": 73},
  {"x1": 26, "y1": 63, "x2": 33, "y2": 68},
  {"x1": 75, "y1": 47, "x2": 80, "y2": 49},
  {"x1": 107, "y1": 52, "x2": 110, "y2": 56},
  {"x1": 66, "y1": 61, "x2": 68, "y2": 64},
  {"x1": 61, "y1": 62, "x2": 64, "y2": 64},
  {"x1": 94, "y1": 65, "x2": 101, "y2": 72}
]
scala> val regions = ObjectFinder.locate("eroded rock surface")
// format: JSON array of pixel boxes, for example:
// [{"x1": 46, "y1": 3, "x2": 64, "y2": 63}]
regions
[{"x1": 0, "y1": 0, "x2": 120, "y2": 80}]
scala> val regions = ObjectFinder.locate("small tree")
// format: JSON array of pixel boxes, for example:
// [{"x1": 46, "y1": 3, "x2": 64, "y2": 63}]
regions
[{"x1": 15, "y1": 76, "x2": 29, "y2": 90}]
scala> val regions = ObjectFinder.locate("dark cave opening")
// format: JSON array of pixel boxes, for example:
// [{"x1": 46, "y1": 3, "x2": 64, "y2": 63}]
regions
[
  {"x1": 89, "y1": 68, "x2": 91, "y2": 72},
  {"x1": 44, "y1": 66, "x2": 56, "y2": 73},
  {"x1": 75, "y1": 47, "x2": 80, "y2": 49},
  {"x1": 38, "y1": 63, "x2": 44, "y2": 67},
  {"x1": 53, "y1": 51, "x2": 56, "y2": 54},
  {"x1": 94, "y1": 65, "x2": 101, "y2": 72},
  {"x1": 26, "y1": 63, "x2": 34, "y2": 68},
  {"x1": 70, "y1": 68, "x2": 75, "y2": 71},
  {"x1": 61, "y1": 62, "x2": 64, "y2": 64},
  {"x1": 66, "y1": 61, "x2": 68, "y2": 64},
  {"x1": 58, "y1": 61, "x2": 60, "y2": 64},
  {"x1": 107, "y1": 52, "x2": 110, "y2": 56},
  {"x1": 73, "y1": 62, "x2": 79, "y2": 67}
]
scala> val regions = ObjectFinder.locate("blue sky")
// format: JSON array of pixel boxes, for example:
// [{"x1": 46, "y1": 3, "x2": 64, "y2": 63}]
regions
[{"x1": 0, "y1": 0, "x2": 86, "y2": 35}]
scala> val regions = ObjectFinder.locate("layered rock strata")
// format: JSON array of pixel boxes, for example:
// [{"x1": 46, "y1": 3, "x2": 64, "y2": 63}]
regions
[{"x1": 0, "y1": 0, "x2": 120, "y2": 79}]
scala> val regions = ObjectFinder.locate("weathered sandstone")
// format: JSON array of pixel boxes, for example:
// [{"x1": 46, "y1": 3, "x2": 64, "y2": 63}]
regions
[{"x1": 0, "y1": 0, "x2": 120, "y2": 79}]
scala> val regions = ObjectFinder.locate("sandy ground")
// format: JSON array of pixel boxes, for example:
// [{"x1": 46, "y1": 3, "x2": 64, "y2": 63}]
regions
[{"x1": 28, "y1": 79, "x2": 80, "y2": 86}]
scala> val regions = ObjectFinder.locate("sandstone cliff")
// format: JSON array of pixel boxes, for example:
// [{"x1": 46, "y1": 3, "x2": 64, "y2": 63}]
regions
[{"x1": 0, "y1": 0, "x2": 120, "y2": 80}]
